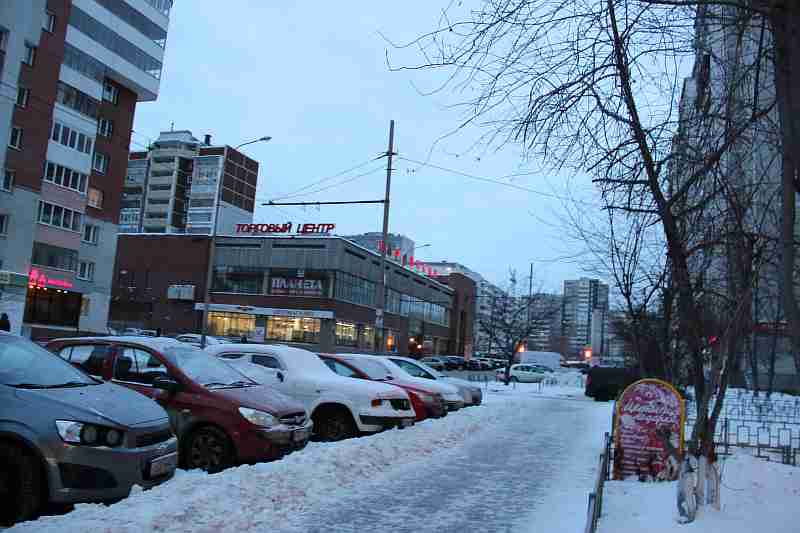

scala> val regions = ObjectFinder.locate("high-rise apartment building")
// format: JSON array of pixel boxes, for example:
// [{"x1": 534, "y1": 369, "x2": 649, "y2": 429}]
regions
[
  {"x1": 0, "y1": 0, "x2": 172, "y2": 338},
  {"x1": 122, "y1": 130, "x2": 258, "y2": 234},
  {"x1": 524, "y1": 293, "x2": 563, "y2": 353},
  {"x1": 561, "y1": 278, "x2": 609, "y2": 358}
]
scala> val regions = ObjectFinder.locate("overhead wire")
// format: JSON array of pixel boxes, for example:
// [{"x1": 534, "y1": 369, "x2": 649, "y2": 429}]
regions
[
  {"x1": 269, "y1": 156, "x2": 384, "y2": 201},
  {"x1": 272, "y1": 164, "x2": 386, "y2": 202},
  {"x1": 397, "y1": 156, "x2": 600, "y2": 208}
]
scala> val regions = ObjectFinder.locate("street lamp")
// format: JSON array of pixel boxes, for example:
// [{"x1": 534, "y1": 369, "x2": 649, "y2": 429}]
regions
[
  {"x1": 236, "y1": 136, "x2": 272, "y2": 150},
  {"x1": 200, "y1": 135, "x2": 273, "y2": 349}
]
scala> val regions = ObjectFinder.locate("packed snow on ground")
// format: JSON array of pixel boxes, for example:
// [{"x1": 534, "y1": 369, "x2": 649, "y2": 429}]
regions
[
  {"x1": 598, "y1": 451, "x2": 800, "y2": 533},
  {"x1": 11, "y1": 378, "x2": 608, "y2": 533}
]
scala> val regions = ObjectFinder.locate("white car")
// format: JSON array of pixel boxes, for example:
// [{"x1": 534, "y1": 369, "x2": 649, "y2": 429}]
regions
[
  {"x1": 338, "y1": 354, "x2": 466, "y2": 411},
  {"x1": 205, "y1": 344, "x2": 416, "y2": 441},
  {"x1": 175, "y1": 334, "x2": 231, "y2": 347},
  {"x1": 387, "y1": 356, "x2": 483, "y2": 406},
  {"x1": 496, "y1": 364, "x2": 547, "y2": 383}
]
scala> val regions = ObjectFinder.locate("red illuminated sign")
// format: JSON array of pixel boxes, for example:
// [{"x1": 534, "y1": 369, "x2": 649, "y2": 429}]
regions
[
  {"x1": 235, "y1": 223, "x2": 335, "y2": 235},
  {"x1": 28, "y1": 268, "x2": 74, "y2": 290}
]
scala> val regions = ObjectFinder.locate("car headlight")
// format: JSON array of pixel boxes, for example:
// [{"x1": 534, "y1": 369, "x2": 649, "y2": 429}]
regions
[
  {"x1": 238, "y1": 407, "x2": 277, "y2": 428},
  {"x1": 55, "y1": 420, "x2": 124, "y2": 447}
]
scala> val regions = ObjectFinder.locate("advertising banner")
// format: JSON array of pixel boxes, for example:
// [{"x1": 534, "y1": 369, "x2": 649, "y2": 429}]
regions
[
  {"x1": 270, "y1": 277, "x2": 324, "y2": 297},
  {"x1": 613, "y1": 379, "x2": 685, "y2": 481}
]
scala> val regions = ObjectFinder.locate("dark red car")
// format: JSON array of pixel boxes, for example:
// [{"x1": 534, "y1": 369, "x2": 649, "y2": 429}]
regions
[
  {"x1": 319, "y1": 354, "x2": 447, "y2": 422},
  {"x1": 47, "y1": 336, "x2": 312, "y2": 472}
]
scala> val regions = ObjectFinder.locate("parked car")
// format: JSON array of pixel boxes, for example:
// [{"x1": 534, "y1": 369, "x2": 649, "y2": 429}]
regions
[
  {"x1": 205, "y1": 344, "x2": 416, "y2": 441},
  {"x1": 420, "y1": 356, "x2": 446, "y2": 370},
  {"x1": 496, "y1": 364, "x2": 547, "y2": 383},
  {"x1": 121, "y1": 328, "x2": 158, "y2": 337},
  {"x1": 174, "y1": 334, "x2": 232, "y2": 347},
  {"x1": 585, "y1": 366, "x2": 640, "y2": 401},
  {"x1": 320, "y1": 354, "x2": 450, "y2": 421},
  {"x1": 47, "y1": 336, "x2": 311, "y2": 472},
  {"x1": 465, "y1": 358, "x2": 485, "y2": 371},
  {"x1": 1, "y1": 333, "x2": 178, "y2": 526},
  {"x1": 472, "y1": 358, "x2": 496, "y2": 370},
  {"x1": 387, "y1": 356, "x2": 483, "y2": 406},
  {"x1": 442, "y1": 355, "x2": 466, "y2": 370}
]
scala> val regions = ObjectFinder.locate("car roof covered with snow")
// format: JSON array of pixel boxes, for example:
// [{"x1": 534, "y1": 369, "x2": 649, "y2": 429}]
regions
[{"x1": 48, "y1": 335, "x2": 185, "y2": 352}]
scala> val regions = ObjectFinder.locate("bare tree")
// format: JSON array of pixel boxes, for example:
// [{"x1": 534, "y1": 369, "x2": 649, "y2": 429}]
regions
[
  {"x1": 391, "y1": 2, "x2": 790, "y2": 502},
  {"x1": 477, "y1": 270, "x2": 561, "y2": 384}
]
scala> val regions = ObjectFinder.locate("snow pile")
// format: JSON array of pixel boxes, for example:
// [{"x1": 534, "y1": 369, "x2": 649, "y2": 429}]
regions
[
  {"x1": 10, "y1": 386, "x2": 582, "y2": 533},
  {"x1": 598, "y1": 452, "x2": 800, "y2": 533}
]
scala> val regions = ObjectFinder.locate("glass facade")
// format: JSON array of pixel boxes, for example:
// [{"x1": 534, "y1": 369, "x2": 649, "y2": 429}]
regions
[
  {"x1": 335, "y1": 272, "x2": 376, "y2": 307},
  {"x1": 69, "y1": 7, "x2": 163, "y2": 79},
  {"x1": 335, "y1": 321, "x2": 357, "y2": 347},
  {"x1": 267, "y1": 317, "x2": 320, "y2": 344},
  {"x1": 213, "y1": 266, "x2": 265, "y2": 294},
  {"x1": 208, "y1": 312, "x2": 255, "y2": 338}
]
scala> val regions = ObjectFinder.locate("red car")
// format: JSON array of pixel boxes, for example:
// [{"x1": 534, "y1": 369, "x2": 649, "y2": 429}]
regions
[
  {"x1": 319, "y1": 354, "x2": 447, "y2": 422},
  {"x1": 47, "y1": 336, "x2": 313, "y2": 472}
]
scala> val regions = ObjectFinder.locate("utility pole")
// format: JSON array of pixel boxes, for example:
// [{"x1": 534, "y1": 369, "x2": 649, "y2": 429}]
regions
[{"x1": 376, "y1": 120, "x2": 395, "y2": 354}]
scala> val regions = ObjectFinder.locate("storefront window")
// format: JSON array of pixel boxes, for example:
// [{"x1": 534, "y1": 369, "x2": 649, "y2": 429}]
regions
[
  {"x1": 24, "y1": 287, "x2": 81, "y2": 327},
  {"x1": 266, "y1": 317, "x2": 320, "y2": 344},
  {"x1": 208, "y1": 312, "x2": 255, "y2": 338},
  {"x1": 359, "y1": 325, "x2": 375, "y2": 351},
  {"x1": 335, "y1": 321, "x2": 357, "y2": 347},
  {"x1": 385, "y1": 329, "x2": 398, "y2": 353}
]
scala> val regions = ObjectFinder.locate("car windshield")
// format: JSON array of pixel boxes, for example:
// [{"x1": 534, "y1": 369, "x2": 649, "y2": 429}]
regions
[
  {"x1": 163, "y1": 345, "x2": 255, "y2": 388},
  {"x1": 343, "y1": 357, "x2": 391, "y2": 380},
  {"x1": 415, "y1": 360, "x2": 444, "y2": 378},
  {"x1": 0, "y1": 335, "x2": 97, "y2": 388}
]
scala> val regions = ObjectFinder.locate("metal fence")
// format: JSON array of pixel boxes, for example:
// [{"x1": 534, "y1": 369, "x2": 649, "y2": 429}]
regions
[
  {"x1": 685, "y1": 395, "x2": 800, "y2": 466},
  {"x1": 584, "y1": 432, "x2": 612, "y2": 533}
]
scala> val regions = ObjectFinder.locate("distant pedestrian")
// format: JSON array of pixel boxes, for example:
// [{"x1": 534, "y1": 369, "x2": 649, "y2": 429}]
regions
[{"x1": 0, "y1": 313, "x2": 10, "y2": 332}]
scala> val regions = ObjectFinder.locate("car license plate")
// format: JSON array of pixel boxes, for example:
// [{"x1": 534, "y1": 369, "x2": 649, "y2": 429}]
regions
[
  {"x1": 293, "y1": 428, "x2": 310, "y2": 442},
  {"x1": 149, "y1": 452, "x2": 178, "y2": 478},
  {"x1": 400, "y1": 418, "x2": 413, "y2": 428}
]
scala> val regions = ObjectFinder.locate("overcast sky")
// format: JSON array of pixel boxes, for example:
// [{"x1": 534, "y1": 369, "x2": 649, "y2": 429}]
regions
[{"x1": 132, "y1": 1, "x2": 600, "y2": 291}]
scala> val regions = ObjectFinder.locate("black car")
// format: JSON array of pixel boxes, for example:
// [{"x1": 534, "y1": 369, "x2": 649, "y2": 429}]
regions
[
  {"x1": 584, "y1": 366, "x2": 640, "y2": 401},
  {"x1": 443, "y1": 356, "x2": 465, "y2": 370}
]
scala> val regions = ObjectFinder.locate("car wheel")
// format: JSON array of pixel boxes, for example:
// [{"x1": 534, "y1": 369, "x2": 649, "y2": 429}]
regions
[
  {"x1": 510, "y1": 376, "x2": 519, "y2": 383},
  {"x1": 184, "y1": 426, "x2": 233, "y2": 473},
  {"x1": 0, "y1": 442, "x2": 42, "y2": 526},
  {"x1": 314, "y1": 409, "x2": 356, "y2": 442}
]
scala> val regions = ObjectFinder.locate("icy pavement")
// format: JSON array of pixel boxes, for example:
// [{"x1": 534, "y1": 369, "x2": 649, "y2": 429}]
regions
[{"x1": 10, "y1": 380, "x2": 612, "y2": 533}]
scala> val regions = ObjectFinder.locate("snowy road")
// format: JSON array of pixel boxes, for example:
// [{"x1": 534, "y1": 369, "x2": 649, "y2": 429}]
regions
[
  {"x1": 11, "y1": 381, "x2": 612, "y2": 533},
  {"x1": 286, "y1": 394, "x2": 608, "y2": 533}
]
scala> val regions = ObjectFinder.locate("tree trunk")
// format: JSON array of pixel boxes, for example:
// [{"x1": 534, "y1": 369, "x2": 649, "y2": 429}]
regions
[{"x1": 770, "y1": 5, "x2": 800, "y2": 375}]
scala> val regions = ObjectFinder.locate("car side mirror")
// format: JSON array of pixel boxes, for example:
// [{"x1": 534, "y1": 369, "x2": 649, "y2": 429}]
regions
[
  {"x1": 152, "y1": 376, "x2": 181, "y2": 394},
  {"x1": 385, "y1": 375, "x2": 394, "y2": 381},
  {"x1": 277, "y1": 371, "x2": 285, "y2": 382}
]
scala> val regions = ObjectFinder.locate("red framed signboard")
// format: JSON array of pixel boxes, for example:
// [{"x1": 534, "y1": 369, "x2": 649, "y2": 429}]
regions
[{"x1": 613, "y1": 379, "x2": 685, "y2": 480}]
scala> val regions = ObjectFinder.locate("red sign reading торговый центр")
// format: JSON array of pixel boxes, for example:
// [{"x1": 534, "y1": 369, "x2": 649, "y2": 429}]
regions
[
  {"x1": 235, "y1": 223, "x2": 335, "y2": 235},
  {"x1": 613, "y1": 379, "x2": 685, "y2": 480}
]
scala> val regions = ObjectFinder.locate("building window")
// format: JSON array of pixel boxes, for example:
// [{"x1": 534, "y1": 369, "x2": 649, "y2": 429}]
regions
[
  {"x1": 2, "y1": 169, "x2": 13, "y2": 192},
  {"x1": 38, "y1": 201, "x2": 82, "y2": 232},
  {"x1": 335, "y1": 322, "x2": 358, "y2": 347},
  {"x1": 31, "y1": 242, "x2": 79, "y2": 272},
  {"x1": 16, "y1": 87, "x2": 30, "y2": 108},
  {"x1": 0, "y1": 214, "x2": 8, "y2": 235},
  {"x1": 87, "y1": 188, "x2": 103, "y2": 209},
  {"x1": 98, "y1": 118, "x2": 114, "y2": 138},
  {"x1": 56, "y1": 81, "x2": 99, "y2": 119},
  {"x1": 102, "y1": 81, "x2": 119, "y2": 104},
  {"x1": 23, "y1": 44, "x2": 36, "y2": 66},
  {"x1": 266, "y1": 317, "x2": 321, "y2": 344},
  {"x1": 207, "y1": 312, "x2": 256, "y2": 338},
  {"x1": 44, "y1": 162, "x2": 87, "y2": 193},
  {"x1": 9, "y1": 127, "x2": 22, "y2": 149},
  {"x1": 82, "y1": 224, "x2": 99, "y2": 244},
  {"x1": 51, "y1": 122, "x2": 92, "y2": 154},
  {"x1": 44, "y1": 11, "x2": 56, "y2": 32},
  {"x1": 77, "y1": 261, "x2": 95, "y2": 281},
  {"x1": 93, "y1": 152, "x2": 108, "y2": 173}
]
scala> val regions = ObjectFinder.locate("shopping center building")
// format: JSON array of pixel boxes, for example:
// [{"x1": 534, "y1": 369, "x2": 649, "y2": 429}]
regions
[{"x1": 111, "y1": 233, "x2": 470, "y2": 355}]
